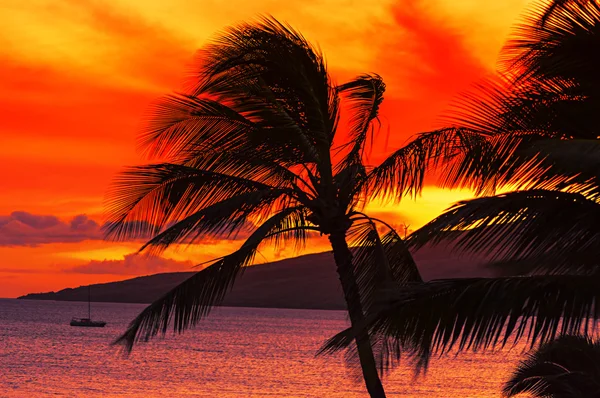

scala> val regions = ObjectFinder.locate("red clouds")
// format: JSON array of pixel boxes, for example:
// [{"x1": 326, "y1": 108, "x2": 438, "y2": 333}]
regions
[
  {"x1": 65, "y1": 252, "x2": 193, "y2": 275},
  {"x1": 0, "y1": 0, "x2": 520, "y2": 296},
  {"x1": 0, "y1": 0, "x2": 197, "y2": 215},
  {"x1": 367, "y1": 1, "x2": 489, "y2": 162},
  {"x1": 0, "y1": 212, "x2": 101, "y2": 246}
]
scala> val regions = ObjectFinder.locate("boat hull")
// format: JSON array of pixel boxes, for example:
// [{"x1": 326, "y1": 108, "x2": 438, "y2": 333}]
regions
[{"x1": 70, "y1": 318, "x2": 106, "y2": 327}]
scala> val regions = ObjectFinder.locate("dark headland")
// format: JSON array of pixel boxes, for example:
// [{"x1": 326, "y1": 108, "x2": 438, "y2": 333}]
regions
[{"x1": 19, "y1": 246, "x2": 496, "y2": 310}]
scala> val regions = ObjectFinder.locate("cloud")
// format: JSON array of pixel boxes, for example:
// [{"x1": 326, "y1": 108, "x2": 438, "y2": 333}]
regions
[
  {"x1": 388, "y1": 1, "x2": 486, "y2": 97},
  {"x1": 365, "y1": 0, "x2": 489, "y2": 164},
  {"x1": 0, "y1": 0, "x2": 197, "y2": 214},
  {"x1": 65, "y1": 252, "x2": 193, "y2": 275},
  {"x1": 0, "y1": 211, "x2": 101, "y2": 246},
  {"x1": 0, "y1": 211, "x2": 256, "y2": 247},
  {"x1": 66, "y1": 0, "x2": 195, "y2": 90},
  {"x1": 2, "y1": 0, "x2": 195, "y2": 91}
]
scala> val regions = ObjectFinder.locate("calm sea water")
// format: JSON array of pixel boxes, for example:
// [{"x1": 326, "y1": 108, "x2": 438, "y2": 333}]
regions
[{"x1": 0, "y1": 299, "x2": 523, "y2": 397}]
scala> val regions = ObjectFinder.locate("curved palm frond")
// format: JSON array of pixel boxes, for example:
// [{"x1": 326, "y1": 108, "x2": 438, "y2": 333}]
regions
[
  {"x1": 103, "y1": 162, "x2": 294, "y2": 242},
  {"x1": 141, "y1": 93, "x2": 323, "y2": 171},
  {"x1": 439, "y1": 77, "x2": 597, "y2": 193},
  {"x1": 113, "y1": 207, "x2": 313, "y2": 352},
  {"x1": 501, "y1": 0, "x2": 600, "y2": 87},
  {"x1": 335, "y1": 162, "x2": 368, "y2": 211},
  {"x1": 351, "y1": 214, "x2": 422, "y2": 285},
  {"x1": 336, "y1": 74, "x2": 385, "y2": 165},
  {"x1": 321, "y1": 275, "x2": 600, "y2": 374},
  {"x1": 333, "y1": 74, "x2": 386, "y2": 210},
  {"x1": 370, "y1": 0, "x2": 600, "y2": 203},
  {"x1": 136, "y1": 191, "x2": 297, "y2": 255},
  {"x1": 400, "y1": 0, "x2": 600, "y2": 195},
  {"x1": 408, "y1": 189, "x2": 600, "y2": 275},
  {"x1": 442, "y1": 76, "x2": 518, "y2": 135},
  {"x1": 379, "y1": 227, "x2": 422, "y2": 285},
  {"x1": 190, "y1": 17, "x2": 336, "y2": 163},
  {"x1": 131, "y1": 93, "x2": 319, "y2": 195},
  {"x1": 503, "y1": 334, "x2": 600, "y2": 397},
  {"x1": 363, "y1": 127, "x2": 486, "y2": 201},
  {"x1": 329, "y1": 216, "x2": 423, "y2": 379},
  {"x1": 506, "y1": 139, "x2": 600, "y2": 198},
  {"x1": 537, "y1": 0, "x2": 600, "y2": 27},
  {"x1": 346, "y1": 217, "x2": 421, "y2": 314},
  {"x1": 139, "y1": 95, "x2": 255, "y2": 160}
]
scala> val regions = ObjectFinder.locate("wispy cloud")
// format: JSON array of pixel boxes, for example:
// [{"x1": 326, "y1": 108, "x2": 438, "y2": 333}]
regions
[
  {"x1": 366, "y1": 0, "x2": 489, "y2": 163},
  {"x1": 64, "y1": 252, "x2": 193, "y2": 275}
]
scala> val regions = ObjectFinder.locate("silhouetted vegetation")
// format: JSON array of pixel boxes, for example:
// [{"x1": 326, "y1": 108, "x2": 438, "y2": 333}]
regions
[
  {"x1": 323, "y1": 0, "x2": 600, "y2": 374},
  {"x1": 504, "y1": 335, "x2": 600, "y2": 397},
  {"x1": 103, "y1": 17, "x2": 438, "y2": 398},
  {"x1": 103, "y1": 0, "x2": 600, "y2": 394}
]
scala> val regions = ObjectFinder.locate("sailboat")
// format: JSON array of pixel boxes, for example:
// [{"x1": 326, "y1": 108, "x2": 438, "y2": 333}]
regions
[{"x1": 70, "y1": 285, "x2": 106, "y2": 327}]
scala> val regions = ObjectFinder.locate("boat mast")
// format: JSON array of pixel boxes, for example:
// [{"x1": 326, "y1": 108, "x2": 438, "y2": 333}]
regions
[{"x1": 88, "y1": 285, "x2": 91, "y2": 319}]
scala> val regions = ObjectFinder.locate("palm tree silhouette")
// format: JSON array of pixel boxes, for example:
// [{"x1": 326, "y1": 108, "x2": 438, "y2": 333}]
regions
[
  {"x1": 503, "y1": 335, "x2": 600, "y2": 397},
  {"x1": 104, "y1": 17, "x2": 428, "y2": 397},
  {"x1": 322, "y1": 0, "x2": 600, "y2": 372}
]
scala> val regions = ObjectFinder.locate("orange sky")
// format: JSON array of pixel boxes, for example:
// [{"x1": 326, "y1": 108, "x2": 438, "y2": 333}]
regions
[{"x1": 0, "y1": 0, "x2": 529, "y2": 297}]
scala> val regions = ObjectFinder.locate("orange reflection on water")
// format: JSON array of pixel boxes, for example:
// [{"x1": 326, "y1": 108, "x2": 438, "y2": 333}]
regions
[{"x1": 1, "y1": 300, "x2": 522, "y2": 397}]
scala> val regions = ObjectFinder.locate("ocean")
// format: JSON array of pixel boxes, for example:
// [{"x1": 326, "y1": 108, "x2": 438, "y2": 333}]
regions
[{"x1": 0, "y1": 299, "x2": 522, "y2": 397}]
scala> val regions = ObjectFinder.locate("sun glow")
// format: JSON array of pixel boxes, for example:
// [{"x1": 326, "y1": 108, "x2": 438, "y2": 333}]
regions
[{"x1": 0, "y1": 0, "x2": 529, "y2": 297}]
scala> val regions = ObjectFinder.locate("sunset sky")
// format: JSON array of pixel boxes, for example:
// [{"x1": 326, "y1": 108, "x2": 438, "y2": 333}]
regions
[{"x1": 0, "y1": 0, "x2": 530, "y2": 297}]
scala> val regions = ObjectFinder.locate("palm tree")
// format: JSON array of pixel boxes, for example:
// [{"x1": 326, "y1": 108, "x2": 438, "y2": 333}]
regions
[
  {"x1": 103, "y1": 17, "x2": 430, "y2": 398},
  {"x1": 503, "y1": 335, "x2": 600, "y2": 397},
  {"x1": 321, "y1": 0, "x2": 600, "y2": 372}
]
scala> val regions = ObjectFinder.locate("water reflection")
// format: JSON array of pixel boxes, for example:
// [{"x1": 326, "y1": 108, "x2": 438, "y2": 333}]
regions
[{"x1": 0, "y1": 299, "x2": 521, "y2": 397}]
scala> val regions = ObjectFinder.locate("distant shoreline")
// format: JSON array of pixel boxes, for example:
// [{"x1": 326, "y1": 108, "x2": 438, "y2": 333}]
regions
[
  {"x1": 15, "y1": 253, "x2": 349, "y2": 311},
  {"x1": 15, "y1": 245, "x2": 494, "y2": 310},
  {"x1": 8, "y1": 298, "x2": 347, "y2": 313}
]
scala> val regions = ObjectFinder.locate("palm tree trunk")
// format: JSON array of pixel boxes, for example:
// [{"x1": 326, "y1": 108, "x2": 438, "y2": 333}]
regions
[{"x1": 329, "y1": 231, "x2": 387, "y2": 398}]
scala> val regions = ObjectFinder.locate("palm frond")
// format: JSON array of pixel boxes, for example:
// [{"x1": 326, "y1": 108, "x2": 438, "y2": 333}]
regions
[
  {"x1": 380, "y1": 1, "x2": 600, "y2": 201},
  {"x1": 136, "y1": 191, "x2": 296, "y2": 255},
  {"x1": 440, "y1": 77, "x2": 591, "y2": 193},
  {"x1": 103, "y1": 162, "x2": 291, "y2": 242},
  {"x1": 332, "y1": 74, "x2": 386, "y2": 210},
  {"x1": 505, "y1": 138, "x2": 600, "y2": 199},
  {"x1": 537, "y1": 0, "x2": 599, "y2": 27},
  {"x1": 346, "y1": 219, "x2": 417, "y2": 315},
  {"x1": 321, "y1": 275, "x2": 600, "y2": 374},
  {"x1": 337, "y1": 74, "x2": 385, "y2": 165},
  {"x1": 380, "y1": 227, "x2": 422, "y2": 285},
  {"x1": 190, "y1": 16, "x2": 336, "y2": 152},
  {"x1": 442, "y1": 76, "x2": 516, "y2": 135},
  {"x1": 139, "y1": 95, "x2": 254, "y2": 160},
  {"x1": 408, "y1": 189, "x2": 600, "y2": 275},
  {"x1": 335, "y1": 162, "x2": 368, "y2": 211},
  {"x1": 501, "y1": 0, "x2": 600, "y2": 86},
  {"x1": 351, "y1": 214, "x2": 422, "y2": 286},
  {"x1": 142, "y1": 93, "x2": 323, "y2": 169},
  {"x1": 114, "y1": 207, "x2": 312, "y2": 352},
  {"x1": 366, "y1": 127, "x2": 490, "y2": 201},
  {"x1": 503, "y1": 334, "x2": 600, "y2": 397},
  {"x1": 333, "y1": 216, "x2": 422, "y2": 377},
  {"x1": 132, "y1": 94, "x2": 314, "y2": 190}
]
